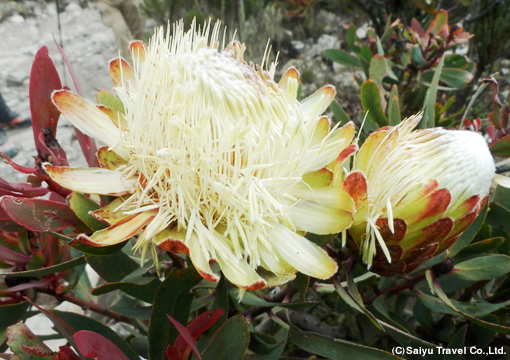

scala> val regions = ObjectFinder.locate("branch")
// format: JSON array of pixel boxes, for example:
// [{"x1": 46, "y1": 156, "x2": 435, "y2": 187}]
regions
[{"x1": 38, "y1": 288, "x2": 147, "y2": 334}]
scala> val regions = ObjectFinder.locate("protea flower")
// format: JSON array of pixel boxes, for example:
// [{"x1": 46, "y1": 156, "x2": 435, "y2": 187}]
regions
[
  {"x1": 44, "y1": 20, "x2": 357, "y2": 289},
  {"x1": 342, "y1": 115, "x2": 495, "y2": 276}
]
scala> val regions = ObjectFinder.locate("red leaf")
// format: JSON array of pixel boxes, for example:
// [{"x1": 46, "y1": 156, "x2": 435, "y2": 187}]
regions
[
  {"x1": 29, "y1": 46, "x2": 68, "y2": 165},
  {"x1": 73, "y1": 330, "x2": 129, "y2": 360},
  {"x1": 170, "y1": 309, "x2": 225, "y2": 360},
  {"x1": 165, "y1": 346, "x2": 180, "y2": 360},
  {"x1": 167, "y1": 315, "x2": 203, "y2": 360},
  {"x1": 56, "y1": 346, "x2": 82, "y2": 360},
  {"x1": 0, "y1": 177, "x2": 49, "y2": 198},
  {"x1": 0, "y1": 196, "x2": 89, "y2": 233}
]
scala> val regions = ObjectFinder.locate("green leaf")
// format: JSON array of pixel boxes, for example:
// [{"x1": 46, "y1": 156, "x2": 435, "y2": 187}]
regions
[
  {"x1": 202, "y1": 315, "x2": 250, "y2": 360},
  {"x1": 305, "y1": 232, "x2": 335, "y2": 247},
  {"x1": 459, "y1": 237, "x2": 505, "y2": 255},
  {"x1": 448, "y1": 202, "x2": 488, "y2": 257},
  {"x1": 52, "y1": 310, "x2": 140, "y2": 360},
  {"x1": 486, "y1": 203, "x2": 510, "y2": 232},
  {"x1": 231, "y1": 289, "x2": 317, "y2": 310},
  {"x1": 86, "y1": 252, "x2": 160, "y2": 303},
  {"x1": 369, "y1": 55, "x2": 386, "y2": 85},
  {"x1": 67, "y1": 192, "x2": 107, "y2": 231},
  {"x1": 3, "y1": 256, "x2": 85, "y2": 278},
  {"x1": 411, "y1": 45, "x2": 427, "y2": 66},
  {"x1": 359, "y1": 45, "x2": 373, "y2": 77},
  {"x1": 293, "y1": 272, "x2": 309, "y2": 299},
  {"x1": 493, "y1": 184, "x2": 510, "y2": 211},
  {"x1": 428, "y1": 272, "x2": 510, "y2": 335},
  {"x1": 416, "y1": 290, "x2": 510, "y2": 318},
  {"x1": 421, "y1": 54, "x2": 445, "y2": 128},
  {"x1": 452, "y1": 254, "x2": 510, "y2": 281},
  {"x1": 346, "y1": 24, "x2": 360, "y2": 53},
  {"x1": 361, "y1": 80, "x2": 387, "y2": 127},
  {"x1": 444, "y1": 54, "x2": 469, "y2": 69},
  {"x1": 289, "y1": 326, "x2": 401, "y2": 359},
  {"x1": 324, "y1": 49, "x2": 362, "y2": 69},
  {"x1": 148, "y1": 267, "x2": 202, "y2": 360},
  {"x1": 329, "y1": 100, "x2": 352, "y2": 124},
  {"x1": 388, "y1": 92, "x2": 401, "y2": 126},
  {"x1": 0, "y1": 302, "x2": 30, "y2": 327},
  {"x1": 111, "y1": 296, "x2": 152, "y2": 320},
  {"x1": 249, "y1": 327, "x2": 288, "y2": 360},
  {"x1": 444, "y1": 325, "x2": 467, "y2": 360},
  {"x1": 440, "y1": 68, "x2": 473, "y2": 89}
]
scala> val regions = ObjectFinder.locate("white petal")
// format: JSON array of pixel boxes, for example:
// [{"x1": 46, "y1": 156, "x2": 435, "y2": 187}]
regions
[
  {"x1": 188, "y1": 233, "x2": 220, "y2": 283},
  {"x1": 43, "y1": 164, "x2": 134, "y2": 196},
  {"x1": 286, "y1": 200, "x2": 353, "y2": 234},
  {"x1": 268, "y1": 224, "x2": 338, "y2": 279},
  {"x1": 301, "y1": 85, "x2": 336, "y2": 123},
  {"x1": 259, "y1": 244, "x2": 294, "y2": 275},
  {"x1": 215, "y1": 253, "x2": 266, "y2": 290},
  {"x1": 494, "y1": 174, "x2": 510, "y2": 188},
  {"x1": 52, "y1": 90, "x2": 129, "y2": 159},
  {"x1": 288, "y1": 184, "x2": 354, "y2": 210}
]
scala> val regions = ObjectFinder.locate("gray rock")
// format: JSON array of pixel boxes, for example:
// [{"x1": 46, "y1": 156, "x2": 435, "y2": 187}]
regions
[
  {"x1": 291, "y1": 40, "x2": 305, "y2": 53},
  {"x1": 6, "y1": 71, "x2": 29, "y2": 87}
]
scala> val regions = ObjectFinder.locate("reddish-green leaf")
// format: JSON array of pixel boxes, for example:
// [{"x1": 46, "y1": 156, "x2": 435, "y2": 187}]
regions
[
  {"x1": 74, "y1": 330, "x2": 129, "y2": 360},
  {"x1": 6, "y1": 323, "x2": 54, "y2": 359},
  {"x1": 426, "y1": 9, "x2": 449, "y2": 37},
  {"x1": 489, "y1": 134, "x2": 510, "y2": 156},
  {"x1": 0, "y1": 196, "x2": 89, "y2": 233},
  {"x1": 24, "y1": 297, "x2": 84, "y2": 359}
]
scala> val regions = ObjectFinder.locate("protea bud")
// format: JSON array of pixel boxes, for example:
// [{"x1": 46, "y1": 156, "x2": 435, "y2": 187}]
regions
[
  {"x1": 43, "y1": 20, "x2": 357, "y2": 290},
  {"x1": 343, "y1": 115, "x2": 495, "y2": 276}
]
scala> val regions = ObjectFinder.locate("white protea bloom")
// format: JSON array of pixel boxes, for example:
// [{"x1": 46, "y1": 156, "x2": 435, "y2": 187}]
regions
[
  {"x1": 44, "y1": 20, "x2": 357, "y2": 289},
  {"x1": 342, "y1": 115, "x2": 495, "y2": 275}
]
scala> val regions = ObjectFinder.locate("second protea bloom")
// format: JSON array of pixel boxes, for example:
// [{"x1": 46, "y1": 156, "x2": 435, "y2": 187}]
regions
[
  {"x1": 44, "y1": 20, "x2": 357, "y2": 289},
  {"x1": 343, "y1": 115, "x2": 495, "y2": 276}
]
